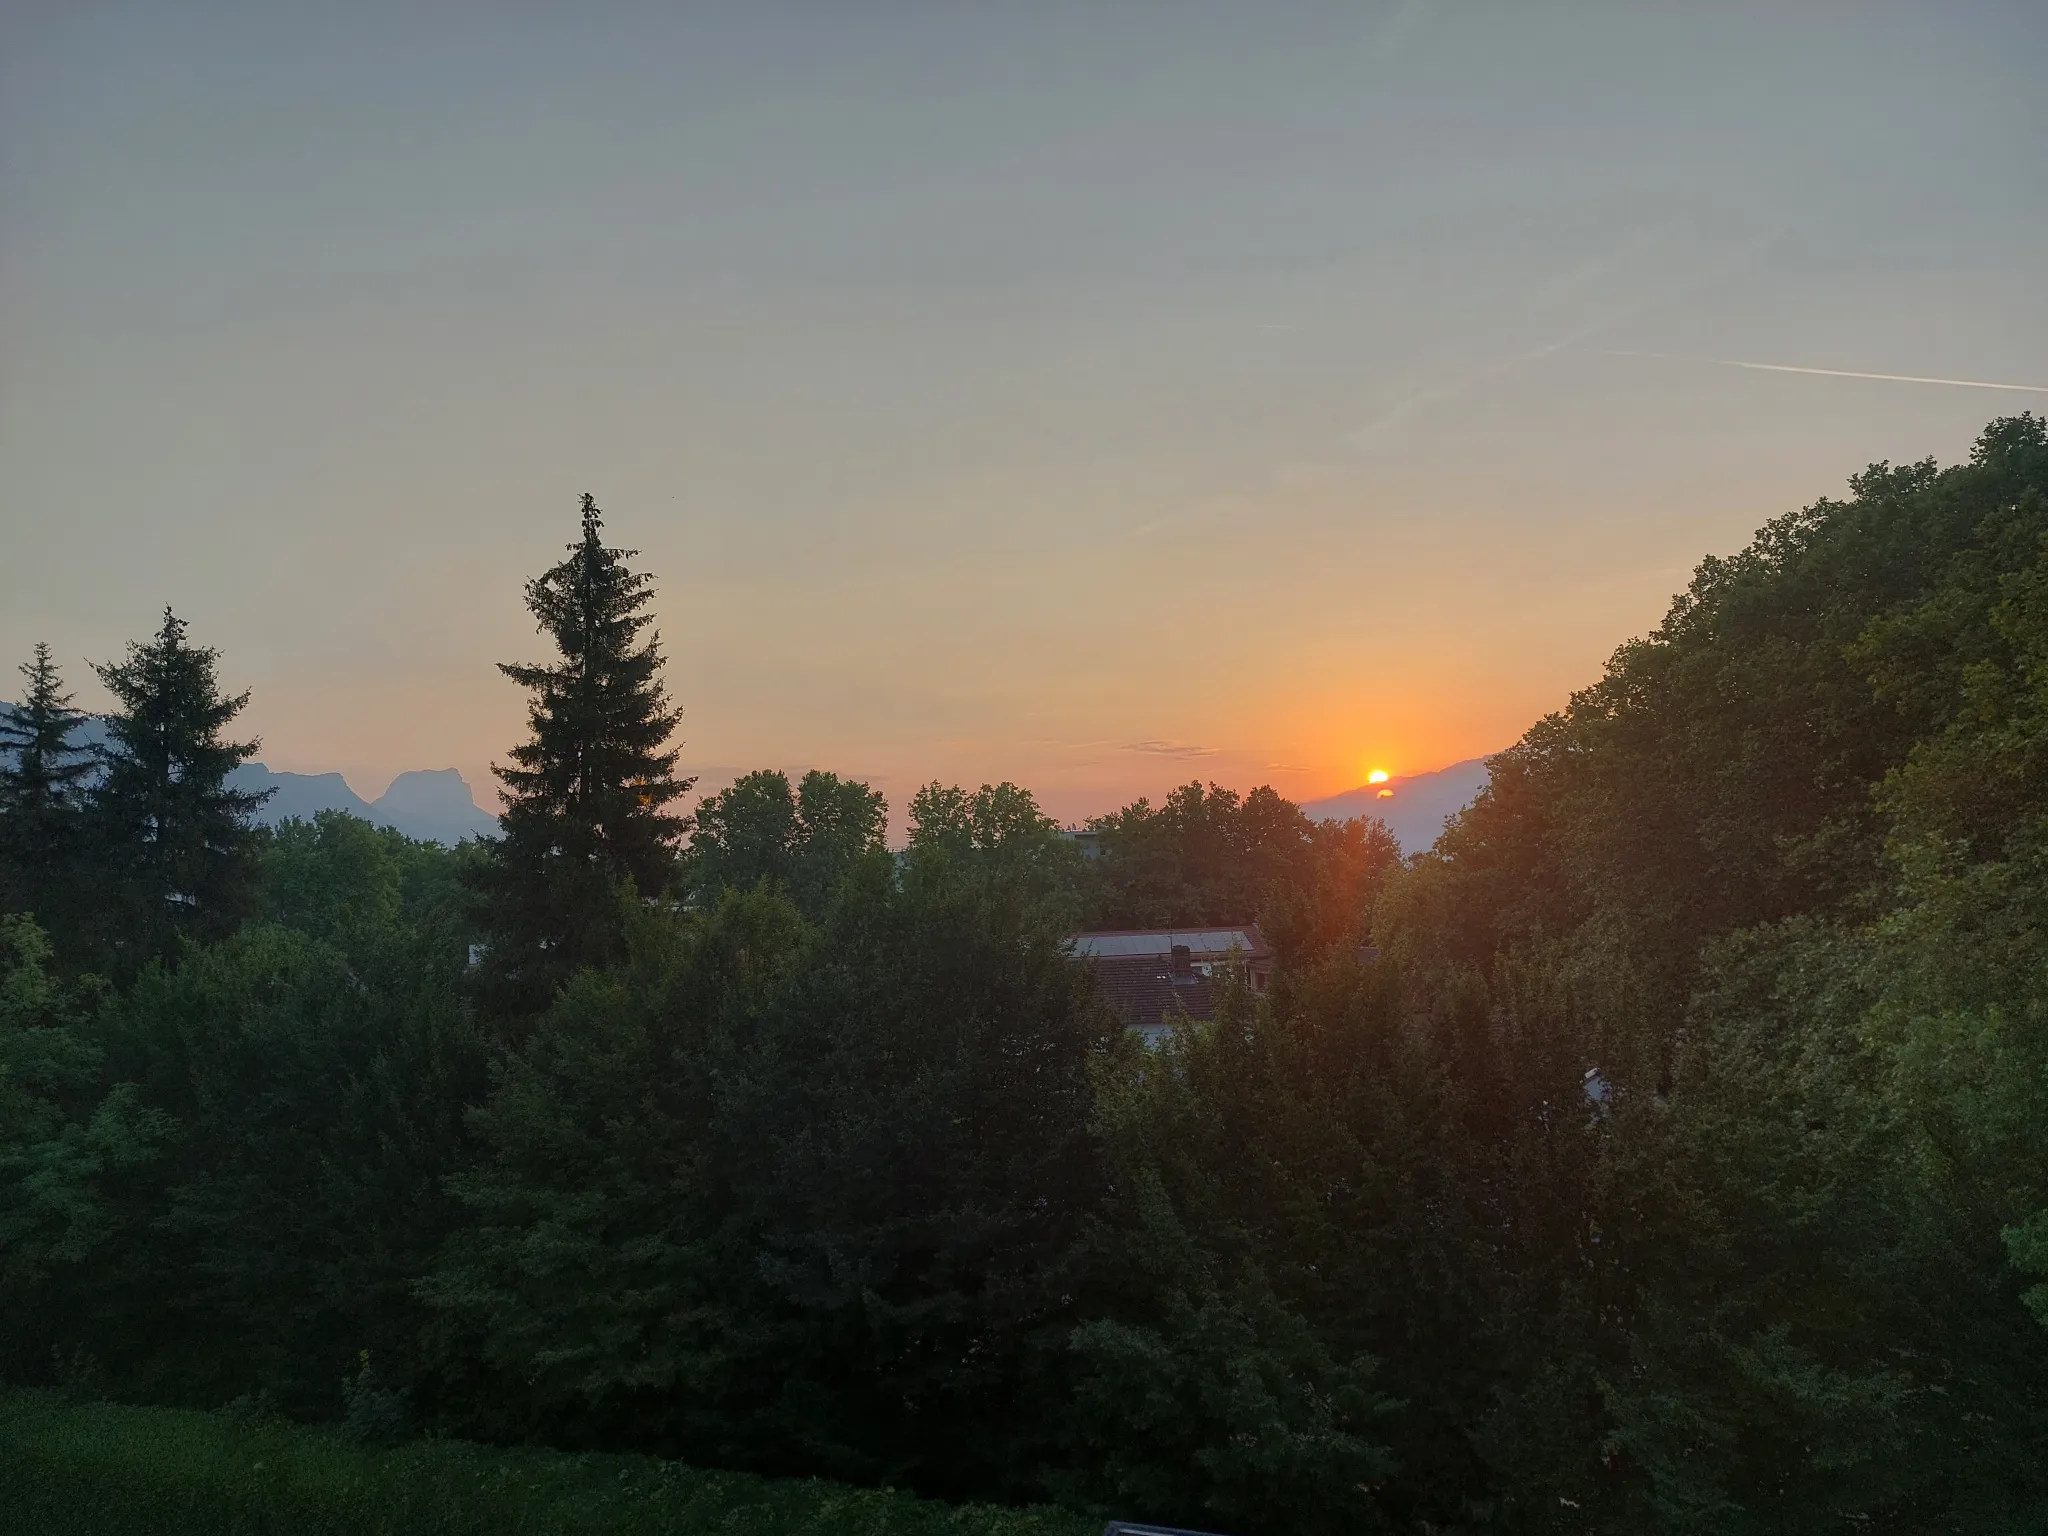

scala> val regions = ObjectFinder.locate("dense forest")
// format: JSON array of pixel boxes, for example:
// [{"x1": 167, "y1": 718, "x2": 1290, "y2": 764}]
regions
[{"x1": 4, "y1": 420, "x2": 2047, "y2": 1533}]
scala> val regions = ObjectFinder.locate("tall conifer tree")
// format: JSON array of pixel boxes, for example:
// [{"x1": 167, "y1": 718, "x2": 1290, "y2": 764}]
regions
[
  {"x1": 474, "y1": 495, "x2": 691, "y2": 1011},
  {"x1": 92, "y1": 609, "x2": 268, "y2": 964},
  {"x1": 0, "y1": 644, "x2": 96, "y2": 931}
]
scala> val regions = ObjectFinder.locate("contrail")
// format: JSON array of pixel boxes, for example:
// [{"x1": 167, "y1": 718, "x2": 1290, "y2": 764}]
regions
[
  {"x1": 1346, "y1": 217, "x2": 1819, "y2": 448},
  {"x1": 1718, "y1": 358, "x2": 2048, "y2": 393},
  {"x1": 1609, "y1": 350, "x2": 2048, "y2": 396}
]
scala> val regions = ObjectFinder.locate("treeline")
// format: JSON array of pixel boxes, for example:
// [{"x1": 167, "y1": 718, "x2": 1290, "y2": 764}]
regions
[
  {"x1": 4, "y1": 425, "x2": 2047, "y2": 1532},
  {"x1": 0, "y1": 615, "x2": 274, "y2": 977}
]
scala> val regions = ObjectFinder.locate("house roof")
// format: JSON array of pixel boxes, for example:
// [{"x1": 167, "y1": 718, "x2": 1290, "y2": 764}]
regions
[
  {"x1": 1088, "y1": 954, "x2": 1219, "y2": 1033},
  {"x1": 1067, "y1": 926, "x2": 1270, "y2": 961},
  {"x1": 1068, "y1": 925, "x2": 1269, "y2": 1033}
]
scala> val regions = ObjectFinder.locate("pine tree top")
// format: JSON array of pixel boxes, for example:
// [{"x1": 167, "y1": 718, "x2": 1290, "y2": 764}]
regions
[
  {"x1": 94, "y1": 607, "x2": 269, "y2": 821},
  {"x1": 494, "y1": 497, "x2": 689, "y2": 825},
  {"x1": 474, "y1": 496, "x2": 695, "y2": 1007},
  {"x1": 0, "y1": 643, "x2": 96, "y2": 805}
]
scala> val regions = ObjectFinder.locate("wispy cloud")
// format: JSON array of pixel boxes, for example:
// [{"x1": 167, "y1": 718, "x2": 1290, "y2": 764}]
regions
[
  {"x1": 1348, "y1": 321, "x2": 1611, "y2": 445},
  {"x1": 1124, "y1": 740, "x2": 1220, "y2": 759},
  {"x1": 1609, "y1": 350, "x2": 2048, "y2": 395},
  {"x1": 1348, "y1": 215, "x2": 1825, "y2": 448}
]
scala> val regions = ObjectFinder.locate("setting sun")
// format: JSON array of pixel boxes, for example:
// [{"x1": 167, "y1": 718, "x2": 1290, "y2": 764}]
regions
[{"x1": 1367, "y1": 769, "x2": 1390, "y2": 785}]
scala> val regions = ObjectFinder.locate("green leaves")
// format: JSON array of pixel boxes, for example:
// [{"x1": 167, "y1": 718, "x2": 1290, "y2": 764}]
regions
[
  {"x1": 0, "y1": 915, "x2": 169, "y2": 1372},
  {"x1": 13, "y1": 421, "x2": 2048, "y2": 1532},
  {"x1": 0, "y1": 827, "x2": 485, "y2": 1413},
  {"x1": 686, "y1": 769, "x2": 888, "y2": 919},
  {"x1": 1082, "y1": 782, "x2": 1400, "y2": 956},
  {"x1": 428, "y1": 851, "x2": 1112, "y2": 1494},
  {"x1": 1067, "y1": 1299, "x2": 1393, "y2": 1536}
]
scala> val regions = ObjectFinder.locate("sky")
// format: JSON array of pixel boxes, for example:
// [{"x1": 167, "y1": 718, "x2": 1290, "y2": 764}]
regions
[{"x1": 4, "y1": 3, "x2": 2044, "y2": 828}]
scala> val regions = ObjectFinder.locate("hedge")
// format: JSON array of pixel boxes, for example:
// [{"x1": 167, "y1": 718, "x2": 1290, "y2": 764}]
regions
[{"x1": 0, "y1": 1392, "x2": 1098, "y2": 1536}]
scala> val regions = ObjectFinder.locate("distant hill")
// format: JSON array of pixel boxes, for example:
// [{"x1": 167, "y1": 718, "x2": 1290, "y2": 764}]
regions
[
  {"x1": 231, "y1": 766, "x2": 377, "y2": 824},
  {"x1": 227, "y1": 762, "x2": 500, "y2": 846},
  {"x1": 2, "y1": 707, "x2": 497, "y2": 847},
  {"x1": 364, "y1": 768, "x2": 500, "y2": 844},
  {"x1": 1300, "y1": 755, "x2": 1495, "y2": 854}
]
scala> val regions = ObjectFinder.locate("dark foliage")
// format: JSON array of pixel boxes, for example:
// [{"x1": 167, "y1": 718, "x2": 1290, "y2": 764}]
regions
[
  {"x1": 0, "y1": 643, "x2": 97, "y2": 936},
  {"x1": 471, "y1": 495, "x2": 693, "y2": 1014},
  {"x1": 89, "y1": 609, "x2": 268, "y2": 970},
  {"x1": 8, "y1": 428, "x2": 2048, "y2": 1532},
  {"x1": 0, "y1": 1392, "x2": 1093, "y2": 1536},
  {"x1": 3, "y1": 814, "x2": 484, "y2": 1419},
  {"x1": 684, "y1": 767, "x2": 888, "y2": 919},
  {"x1": 1082, "y1": 781, "x2": 1401, "y2": 963},
  {"x1": 427, "y1": 830, "x2": 1114, "y2": 1500}
]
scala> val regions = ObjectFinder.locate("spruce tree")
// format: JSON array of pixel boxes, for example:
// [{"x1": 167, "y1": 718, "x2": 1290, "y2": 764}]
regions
[
  {"x1": 92, "y1": 609, "x2": 268, "y2": 965},
  {"x1": 0, "y1": 644, "x2": 96, "y2": 932},
  {"x1": 474, "y1": 495, "x2": 692, "y2": 1012}
]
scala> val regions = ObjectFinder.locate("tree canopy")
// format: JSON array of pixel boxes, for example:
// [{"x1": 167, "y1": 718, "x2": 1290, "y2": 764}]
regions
[
  {"x1": 683, "y1": 767, "x2": 887, "y2": 919},
  {"x1": 6, "y1": 430, "x2": 2048, "y2": 1532}
]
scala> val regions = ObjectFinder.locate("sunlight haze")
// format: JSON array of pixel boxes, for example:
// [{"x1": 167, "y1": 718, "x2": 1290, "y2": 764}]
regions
[{"x1": 4, "y1": 3, "x2": 2041, "y2": 826}]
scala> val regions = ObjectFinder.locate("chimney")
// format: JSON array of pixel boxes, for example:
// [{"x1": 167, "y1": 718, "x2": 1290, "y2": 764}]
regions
[{"x1": 1170, "y1": 944, "x2": 1194, "y2": 982}]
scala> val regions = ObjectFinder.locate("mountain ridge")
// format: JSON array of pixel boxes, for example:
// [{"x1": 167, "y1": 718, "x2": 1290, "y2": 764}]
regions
[
  {"x1": 1, "y1": 707, "x2": 498, "y2": 846},
  {"x1": 1299, "y1": 755, "x2": 1495, "y2": 854},
  {"x1": 230, "y1": 762, "x2": 500, "y2": 846},
  {"x1": 12, "y1": 706, "x2": 1483, "y2": 853}
]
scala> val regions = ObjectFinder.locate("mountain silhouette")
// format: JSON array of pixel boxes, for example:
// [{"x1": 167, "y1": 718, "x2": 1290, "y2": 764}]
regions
[
  {"x1": 233, "y1": 767, "x2": 377, "y2": 823},
  {"x1": 1300, "y1": 755, "x2": 1494, "y2": 854},
  {"x1": 226, "y1": 762, "x2": 499, "y2": 845},
  {"x1": 3, "y1": 706, "x2": 497, "y2": 846},
  {"x1": 367, "y1": 768, "x2": 499, "y2": 843}
]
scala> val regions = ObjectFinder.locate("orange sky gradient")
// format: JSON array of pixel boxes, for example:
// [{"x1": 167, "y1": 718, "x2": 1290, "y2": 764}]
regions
[{"x1": 4, "y1": 6, "x2": 2041, "y2": 832}]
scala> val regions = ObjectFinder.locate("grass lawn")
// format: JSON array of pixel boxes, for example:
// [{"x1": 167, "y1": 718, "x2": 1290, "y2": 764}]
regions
[{"x1": 0, "y1": 1391, "x2": 1098, "y2": 1536}]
